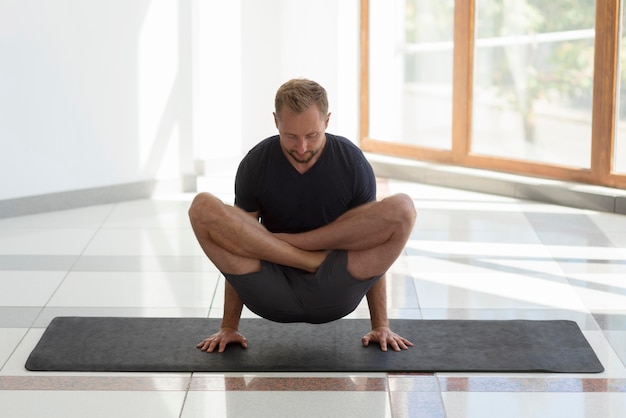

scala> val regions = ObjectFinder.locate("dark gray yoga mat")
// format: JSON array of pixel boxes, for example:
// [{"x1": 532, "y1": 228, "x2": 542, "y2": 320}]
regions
[{"x1": 25, "y1": 317, "x2": 603, "y2": 373}]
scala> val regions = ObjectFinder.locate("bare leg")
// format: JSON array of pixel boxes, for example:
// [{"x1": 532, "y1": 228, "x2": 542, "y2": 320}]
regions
[
  {"x1": 188, "y1": 193, "x2": 327, "y2": 274},
  {"x1": 275, "y1": 193, "x2": 416, "y2": 279}
]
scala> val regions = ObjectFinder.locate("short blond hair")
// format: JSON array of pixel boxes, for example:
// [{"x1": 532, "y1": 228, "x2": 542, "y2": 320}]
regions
[{"x1": 274, "y1": 79, "x2": 328, "y2": 118}]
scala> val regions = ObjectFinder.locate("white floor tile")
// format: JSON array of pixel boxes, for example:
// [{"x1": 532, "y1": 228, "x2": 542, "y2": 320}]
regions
[
  {"x1": 0, "y1": 271, "x2": 66, "y2": 306},
  {"x1": 0, "y1": 228, "x2": 97, "y2": 255},
  {"x1": 0, "y1": 205, "x2": 113, "y2": 228},
  {"x1": 412, "y1": 273, "x2": 587, "y2": 311},
  {"x1": 405, "y1": 255, "x2": 563, "y2": 275},
  {"x1": 103, "y1": 199, "x2": 193, "y2": 228},
  {"x1": 2, "y1": 179, "x2": 626, "y2": 416},
  {"x1": 0, "y1": 328, "x2": 27, "y2": 369},
  {"x1": 569, "y1": 274, "x2": 626, "y2": 311},
  {"x1": 589, "y1": 212, "x2": 626, "y2": 233},
  {"x1": 604, "y1": 330, "x2": 626, "y2": 368},
  {"x1": 0, "y1": 391, "x2": 186, "y2": 418},
  {"x1": 406, "y1": 239, "x2": 554, "y2": 258},
  {"x1": 181, "y1": 391, "x2": 391, "y2": 418},
  {"x1": 47, "y1": 271, "x2": 218, "y2": 308},
  {"x1": 83, "y1": 228, "x2": 203, "y2": 256},
  {"x1": 442, "y1": 392, "x2": 626, "y2": 418}
]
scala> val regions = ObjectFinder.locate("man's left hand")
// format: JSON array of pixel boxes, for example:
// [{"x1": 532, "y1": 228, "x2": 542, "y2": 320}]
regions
[{"x1": 362, "y1": 326, "x2": 414, "y2": 352}]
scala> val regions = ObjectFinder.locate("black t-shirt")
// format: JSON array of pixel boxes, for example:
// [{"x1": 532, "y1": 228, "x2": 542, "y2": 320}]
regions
[{"x1": 235, "y1": 133, "x2": 376, "y2": 233}]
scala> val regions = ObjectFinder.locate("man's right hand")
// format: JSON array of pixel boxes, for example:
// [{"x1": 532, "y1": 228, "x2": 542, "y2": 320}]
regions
[{"x1": 196, "y1": 327, "x2": 248, "y2": 353}]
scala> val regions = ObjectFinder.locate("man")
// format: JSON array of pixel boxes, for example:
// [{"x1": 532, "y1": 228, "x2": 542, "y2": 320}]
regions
[{"x1": 189, "y1": 79, "x2": 416, "y2": 352}]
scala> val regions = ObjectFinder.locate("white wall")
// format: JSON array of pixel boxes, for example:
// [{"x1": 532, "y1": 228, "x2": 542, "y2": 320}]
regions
[
  {"x1": 0, "y1": 0, "x2": 360, "y2": 202},
  {"x1": 196, "y1": 0, "x2": 360, "y2": 167},
  {"x1": 0, "y1": 0, "x2": 194, "y2": 200}
]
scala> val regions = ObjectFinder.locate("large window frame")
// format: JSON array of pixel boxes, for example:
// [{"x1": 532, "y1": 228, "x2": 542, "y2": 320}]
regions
[{"x1": 360, "y1": 0, "x2": 626, "y2": 189}]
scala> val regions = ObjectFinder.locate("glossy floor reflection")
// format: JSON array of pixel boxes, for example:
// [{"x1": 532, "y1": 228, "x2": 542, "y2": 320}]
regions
[{"x1": 0, "y1": 176, "x2": 625, "y2": 417}]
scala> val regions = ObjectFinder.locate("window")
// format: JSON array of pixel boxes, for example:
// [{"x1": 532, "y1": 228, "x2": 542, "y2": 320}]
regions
[
  {"x1": 369, "y1": 0, "x2": 455, "y2": 150},
  {"x1": 472, "y1": 0, "x2": 595, "y2": 168},
  {"x1": 616, "y1": 0, "x2": 626, "y2": 173},
  {"x1": 361, "y1": 0, "x2": 626, "y2": 189}
]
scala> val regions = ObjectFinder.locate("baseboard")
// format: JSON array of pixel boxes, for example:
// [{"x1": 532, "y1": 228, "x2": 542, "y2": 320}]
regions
[
  {"x1": 366, "y1": 153, "x2": 626, "y2": 215},
  {"x1": 0, "y1": 175, "x2": 197, "y2": 219}
]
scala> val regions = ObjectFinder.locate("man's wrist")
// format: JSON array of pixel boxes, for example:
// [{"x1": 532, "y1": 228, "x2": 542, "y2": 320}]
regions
[{"x1": 220, "y1": 324, "x2": 239, "y2": 332}]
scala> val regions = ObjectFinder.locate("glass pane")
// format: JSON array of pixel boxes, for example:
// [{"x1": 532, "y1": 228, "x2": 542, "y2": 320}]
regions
[
  {"x1": 369, "y1": 0, "x2": 454, "y2": 149},
  {"x1": 472, "y1": 0, "x2": 596, "y2": 168},
  {"x1": 616, "y1": 0, "x2": 626, "y2": 174}
]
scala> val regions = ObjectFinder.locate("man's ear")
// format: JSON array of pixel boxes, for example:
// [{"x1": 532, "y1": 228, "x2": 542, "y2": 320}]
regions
[
  {"x1": 325, "y1": 112, "x2": 331, "y2": 128},
  {"x1": 273, "y1": 112, "x2": 279, "y2": 129}
]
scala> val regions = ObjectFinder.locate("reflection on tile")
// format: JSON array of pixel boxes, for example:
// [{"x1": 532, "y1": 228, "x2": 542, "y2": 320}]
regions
[
  {"x1": 438, "y1": 377, "x2": 626, "y2": 393},
  {"x1": 406, "y1": 240, "x2": 553, "y2": 258},
  {"x1": 405, "y1": 254, "x2": 563, "y2": 275},
  {"x1": 390, "y1": 391, "x2": 446, "y2": 418},
  {"x1": 558, "y1": 258, "x2": 626, "y2": 274},
  {"x1": 387, "y1": 273, "x2": 420, "y2": 309},
  {"x1": 412, "y1": 273, "x2": 586, "y2": 311},
  {"x1": 189, "y1": 376, "x2": 387, "y2": 391},
  {"x1": 389, "y1": 374, "x2": 446, "y2": 418},
  {"x1": 72, "y1": 255, "x2": 218, "y2": 272},
  {"x1": 524, "y1": 213, "x2": 608, "y2": 236},
  {"x1": 592, "y1": 313, "x2": 626, "y2": 330},
  {"x1": 0, "y1": 375, "x2": 191, "y2": 391},
  {"x1": 442, "y1": 392, "x2": 626, "y2": 418},
  {"x1": 388, "y1": 374, "x2": 440, "y2": 392},
  {"x1": 181, "y1": 391, "x2": 391, "y2": 418}
]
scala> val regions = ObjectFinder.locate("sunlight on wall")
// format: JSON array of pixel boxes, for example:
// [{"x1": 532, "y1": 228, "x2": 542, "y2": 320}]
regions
[
  {"x1": 193, "y1": 0, "x2": 243, "y2": 166},
  {"x1": 138, "y1": 0, "x2": 179, "y2": 179}
]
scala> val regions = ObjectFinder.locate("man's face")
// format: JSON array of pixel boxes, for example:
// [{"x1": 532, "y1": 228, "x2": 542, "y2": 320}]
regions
[{"x1": 274, "y1": 104, "x2": 330, "y2": 167}]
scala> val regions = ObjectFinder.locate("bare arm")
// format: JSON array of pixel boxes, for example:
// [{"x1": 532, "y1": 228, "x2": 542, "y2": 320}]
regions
[
  {"x1": 221, "y1": 209, "x2": 258, "y2": 331},
  {"x1": 196, "y1": 211, "x2": 259, "y2": 353},
  {"x1": 221, "y1": 280, "x2": 244, "y2": 330},
  {"x1": 365, "y1": 274, "x2": 390, "y2": 329},
  {"x1": 362, "y1": 274, "x2": 414, "y2": 351}
]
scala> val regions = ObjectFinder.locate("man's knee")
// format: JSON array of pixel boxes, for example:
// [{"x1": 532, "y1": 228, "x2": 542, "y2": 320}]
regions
[
  {"x1": 385, "y1": 193, "x2": 417, "y2": 230},
  {"x1": 188, "y1": 192, "x2": 221, "y2": 227}
]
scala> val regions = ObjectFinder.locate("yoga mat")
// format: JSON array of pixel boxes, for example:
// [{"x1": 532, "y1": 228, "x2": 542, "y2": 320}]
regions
[{"x1": 25, "y1": 317, "x2": 603, "y2": 373}]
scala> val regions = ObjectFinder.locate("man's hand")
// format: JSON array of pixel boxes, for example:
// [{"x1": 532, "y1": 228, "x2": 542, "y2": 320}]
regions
[
  {"x1": 196, "y1": 327, "x2": 248, "y2": 353},
  {"x1": 362, "y1": 326, "x2": 413, "y2": 352}
]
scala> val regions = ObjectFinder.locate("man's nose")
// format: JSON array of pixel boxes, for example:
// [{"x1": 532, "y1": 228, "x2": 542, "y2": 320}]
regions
[{"x1": 296, "y1": 138, "x2": 307, "y2": 153}]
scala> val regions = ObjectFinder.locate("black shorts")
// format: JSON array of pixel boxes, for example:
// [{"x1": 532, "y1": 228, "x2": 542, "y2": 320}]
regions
[{"x1": 222, "y1": 250, "x2": 382, "y2": 324}]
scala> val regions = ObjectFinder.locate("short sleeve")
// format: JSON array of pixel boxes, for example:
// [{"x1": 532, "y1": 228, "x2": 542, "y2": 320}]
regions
[
  {"x1": 351, "y1": 152, "x2": 377, "y2": 207},
  {"x1": 234, "y1": 156, "x2": 259, "y2": 212}
]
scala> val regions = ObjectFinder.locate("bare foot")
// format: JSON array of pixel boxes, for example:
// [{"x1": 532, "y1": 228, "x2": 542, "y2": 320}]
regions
[{"x1": 303, "y1": 250, "x2": 331, "y2": 273}]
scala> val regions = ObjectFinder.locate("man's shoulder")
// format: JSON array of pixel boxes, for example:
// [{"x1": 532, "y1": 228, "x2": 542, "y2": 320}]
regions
[
  {"x1": 241, "y1": 135, "x2": 280, "y2": 164},
  {"x1": 247, "y1": 135, "x2": 280, "y2": 154},
  {"x1": 327, "y1": 133, "x2": 357, "y2": 148},
  {"x1": 326, "y1": 133, "x2": 368, "y2": 162}
]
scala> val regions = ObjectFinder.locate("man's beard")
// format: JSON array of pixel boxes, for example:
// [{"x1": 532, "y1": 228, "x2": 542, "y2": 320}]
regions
[{"x1": 288, "y1": 149, "x2": 318, "y2": 163}]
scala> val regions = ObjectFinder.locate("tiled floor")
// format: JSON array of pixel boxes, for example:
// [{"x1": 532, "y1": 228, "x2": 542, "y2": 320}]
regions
[{"x1": 1, "y1": 175, "x2": 625, "y2": 417}]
